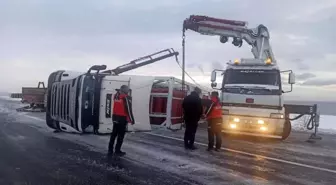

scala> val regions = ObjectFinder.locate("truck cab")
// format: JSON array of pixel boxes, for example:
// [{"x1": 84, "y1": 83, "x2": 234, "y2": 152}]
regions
[{"x1": 211, "y1": 58, "x2": 295, "y2": 139}]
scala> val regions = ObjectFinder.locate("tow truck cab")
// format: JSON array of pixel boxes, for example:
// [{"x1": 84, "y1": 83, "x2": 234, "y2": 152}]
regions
[{"x1": 211, "y1": 58, "x2": 295, "y2": 139}]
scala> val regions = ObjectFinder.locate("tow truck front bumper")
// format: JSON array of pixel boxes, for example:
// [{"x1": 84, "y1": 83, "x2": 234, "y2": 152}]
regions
[{"x1": 221, "y1": 115, "x2": 285, "y2": 139}]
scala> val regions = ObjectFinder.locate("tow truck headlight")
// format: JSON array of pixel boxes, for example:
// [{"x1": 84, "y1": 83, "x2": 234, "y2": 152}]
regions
[
  {"x1": 230, "y1": 123, "x2": 237, "y2": 129},
  {"x1": 270, "y1": 113, "x2": 284, "y2": 119},
  {"x1": 265, "y1": 58, "x2": 272, "y2": 65},
  {"x1": 233, "y1": 118, "x2": 240, "y2": 122},
  {"x1": 260, "y1": 126, "x2": 267, "y2": 131},
  {"x1": 257, "y1": 120, "x2": 264, "y2": 124}
]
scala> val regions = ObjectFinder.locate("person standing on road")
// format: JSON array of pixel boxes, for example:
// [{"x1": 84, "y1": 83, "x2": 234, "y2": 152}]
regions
[
  {"x1": 204, "y1": 91, "x2": 223, "y2": 151},
  {"x1": 108, "y1": 85, "x2": 135, "y2": 157},
  {"x1": 182, "y1": 87, "x2": 203, "y2": 150}
]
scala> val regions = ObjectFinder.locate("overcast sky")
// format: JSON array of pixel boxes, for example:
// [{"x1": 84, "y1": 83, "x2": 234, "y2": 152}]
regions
[{"x1": 1, "y1": 0, "x2": 336, "y2": 101}]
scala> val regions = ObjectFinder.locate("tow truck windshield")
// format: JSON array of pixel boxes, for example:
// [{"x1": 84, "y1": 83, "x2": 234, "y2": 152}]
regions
[{"x1": 222, "y1": 69, "x2": 282, "y2": 95}]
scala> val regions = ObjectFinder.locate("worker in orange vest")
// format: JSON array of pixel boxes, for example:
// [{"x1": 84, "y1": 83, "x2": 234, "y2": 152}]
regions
[
  {"x1": 204, "y1": 91, "x2": 223, "y2": 151},
  {"x1": 108, "y1": 85, "x2": 135, "y2": 157}
]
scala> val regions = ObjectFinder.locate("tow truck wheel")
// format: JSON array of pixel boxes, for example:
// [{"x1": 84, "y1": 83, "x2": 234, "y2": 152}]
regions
[{"x1": 281, "y1": 120, "x2": 292, "y2": 140}]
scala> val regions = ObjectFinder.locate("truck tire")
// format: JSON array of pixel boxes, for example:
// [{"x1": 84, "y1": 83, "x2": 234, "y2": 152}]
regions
[
  {"x1": 281, "y1": 120, "x2": 292, "y2": 140},
  {"x1": 46, "y1": 116, "x2": 61, "y2": 131}
]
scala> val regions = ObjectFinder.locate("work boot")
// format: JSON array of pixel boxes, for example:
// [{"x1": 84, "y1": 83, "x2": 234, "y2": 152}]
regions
[
  {"x1": 190, "y1": 146, "x2": 198, "y2": 150},
  {"x1": 107, "y1": 151, "x2": 114, "y2": 160},
  {"x1": 207, "y1": 147, "x2": 213, "y2": 151},
  {"x1": 115, "y1": 151, "x2": 126, "y2": 156}
]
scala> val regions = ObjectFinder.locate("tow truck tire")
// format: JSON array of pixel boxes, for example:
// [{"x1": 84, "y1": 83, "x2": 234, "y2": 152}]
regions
[{"x1": 281, "y1": 120, "x2": 292, "y2": 140}]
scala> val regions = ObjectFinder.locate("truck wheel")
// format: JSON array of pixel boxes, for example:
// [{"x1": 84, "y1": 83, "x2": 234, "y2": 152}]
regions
[
  {"x1": 46, "y1": 113, "x2": 61, "y2": 131},
  {"x1": 281, "y1": 120, "x2": 292, "y2": 140}
]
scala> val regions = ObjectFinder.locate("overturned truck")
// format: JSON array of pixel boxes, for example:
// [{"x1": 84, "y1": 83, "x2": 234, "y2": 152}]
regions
[{"x1": 45, "y1": 49, "x2": 210, "y2": 134}]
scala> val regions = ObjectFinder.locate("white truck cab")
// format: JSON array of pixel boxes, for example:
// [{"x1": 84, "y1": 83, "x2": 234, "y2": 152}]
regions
[{"x1": 210, "y1": 58, "x2": 295, "y2": 139}]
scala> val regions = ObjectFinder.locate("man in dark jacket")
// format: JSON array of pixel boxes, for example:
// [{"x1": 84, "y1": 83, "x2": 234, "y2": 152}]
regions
[{"x1": 182, "y1": 87, "x2": 203, "y2": 150}]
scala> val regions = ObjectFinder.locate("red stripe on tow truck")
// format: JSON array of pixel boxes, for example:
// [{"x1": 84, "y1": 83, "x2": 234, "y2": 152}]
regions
[
  {"x1": 197, "y1": 22, "x2": 248, "y2": 33},
  {"x1": 246, "y1": 98, "x2": 254, "y2": 103}
]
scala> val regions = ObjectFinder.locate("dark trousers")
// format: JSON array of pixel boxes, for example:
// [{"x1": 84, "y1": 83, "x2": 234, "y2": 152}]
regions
[
  {"x1": 108, "y1": 115, "x2": 127, "y2": 153},
  {"x1": 93, "y1": 121, "x2": 99, "y2": 134},
  {"x1": 184, "y1": 121, "x2": 198, "y2": 148},
  {"x1": 207, "y1": 118, "x2": 223, "y2": 149}
]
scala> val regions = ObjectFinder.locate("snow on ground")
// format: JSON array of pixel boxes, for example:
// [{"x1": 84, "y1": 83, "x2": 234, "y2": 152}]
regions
[
  {"x1": 0, "y1": 95, "x2": 22, "y2": 102},
  {"x1": 291, "y1": 114, "x2": 336, "y2": 134}
]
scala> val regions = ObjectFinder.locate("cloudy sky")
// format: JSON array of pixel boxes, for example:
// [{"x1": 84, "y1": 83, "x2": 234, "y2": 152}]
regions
[{"x1": 1, "y1": 0, "x2": 336, "y2": 101}]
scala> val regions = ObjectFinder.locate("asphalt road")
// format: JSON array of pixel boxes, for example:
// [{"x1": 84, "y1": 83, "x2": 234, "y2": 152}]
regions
[{"x1": 1, "y1": 97, "x2": 336, "y2": 185}]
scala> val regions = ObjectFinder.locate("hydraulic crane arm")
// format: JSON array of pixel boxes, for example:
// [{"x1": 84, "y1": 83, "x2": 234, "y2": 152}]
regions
[
  {"x1": 183, "y1": 15, "x2": 276, "y2": 64},
  {"x1": 102, "y1": 48, "x2": 179, "y2": 75}
]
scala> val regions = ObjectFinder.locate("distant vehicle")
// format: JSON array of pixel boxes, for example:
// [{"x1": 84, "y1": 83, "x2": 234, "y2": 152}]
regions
[{"x1": 16, "y1": 82, "x2": 47, "y2": 112}]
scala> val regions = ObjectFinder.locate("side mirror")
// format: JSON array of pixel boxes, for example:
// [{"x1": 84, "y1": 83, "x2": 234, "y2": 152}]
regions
[
  {"x1": 87, "y1": 65, "x2": 107, "y2": 74},
  {"x1": 211, "y1": 82, "x2": 217, "y2": 88},
  {"x1": 288, "y1": 72, "x2": 295, "y2": 84},
  {"x1": 211, "y1": 71, "x2": 217, "y2": 82}
]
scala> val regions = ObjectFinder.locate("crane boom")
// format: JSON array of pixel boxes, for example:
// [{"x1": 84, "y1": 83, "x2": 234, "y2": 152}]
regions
[
  {"x1": 183, "y1": 15, "x2": 276, "y2": 64},
  {"x1": 102, "y1": 48, "x2": 179, "y2": 75}
]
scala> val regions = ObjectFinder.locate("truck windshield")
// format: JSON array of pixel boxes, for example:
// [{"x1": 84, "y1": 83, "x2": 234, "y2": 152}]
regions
[
  {"x1": 223, "y1": 69, "x2": 280, "y2": 86},
  {"x1": 222, "y1": 69, "x2": 281, "y2": 95}
]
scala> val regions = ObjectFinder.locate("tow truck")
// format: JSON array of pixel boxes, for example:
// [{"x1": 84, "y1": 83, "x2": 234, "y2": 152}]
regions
[
  {"x1": 45, "y1": 48, "x2": 201, "y2": 134},
  {"x1": 182, "y1": 15, "x2": 321, "y2": 140}
]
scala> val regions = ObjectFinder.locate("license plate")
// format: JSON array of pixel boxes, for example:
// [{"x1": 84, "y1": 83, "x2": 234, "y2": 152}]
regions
[{"x1": 243, "y1": 120, "x2": 254, "y2": 128}]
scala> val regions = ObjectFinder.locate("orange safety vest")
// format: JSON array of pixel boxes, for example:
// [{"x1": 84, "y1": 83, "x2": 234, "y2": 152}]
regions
[
  {"x1": 206, "y1": 97, "x2": 222, "y2": 120},
  {"x1": 112, "y1": 93, "x2": 128, "y2": 117}
]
